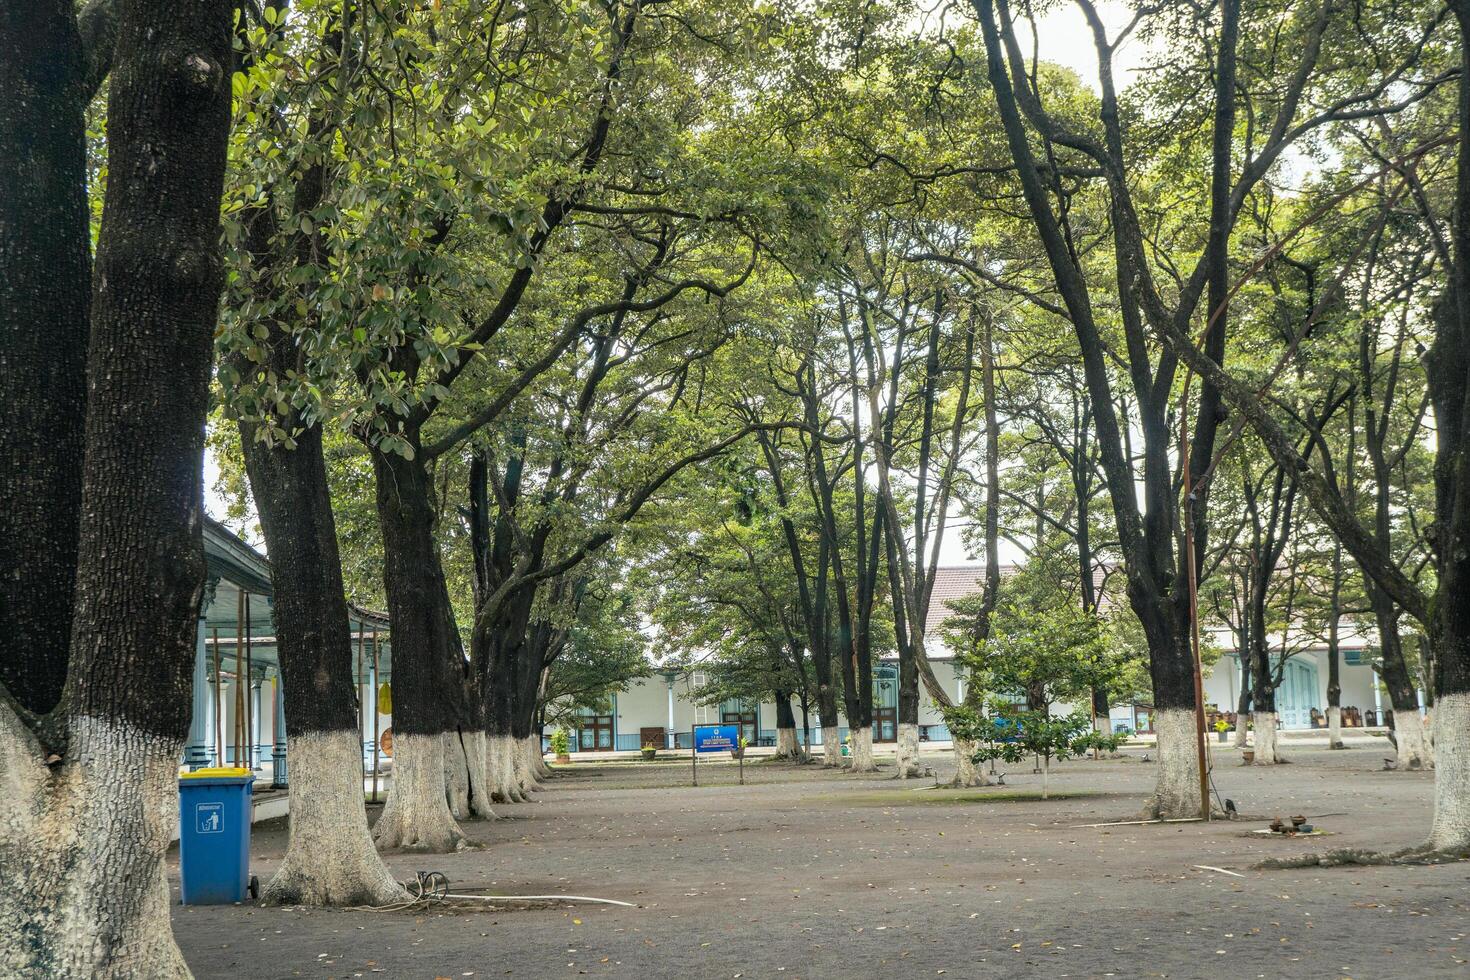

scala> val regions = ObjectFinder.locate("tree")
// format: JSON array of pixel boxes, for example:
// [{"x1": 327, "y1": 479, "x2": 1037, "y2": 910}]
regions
[
  {"x1": 0, "y1": 0, "x2": 233, "y2": 971},
  {"x1": 218, "y1": 1, "x2": 404, "y2": 903},
  {"x1": 950, "y1": 702, "x2": 1092, "y2": 799},
  {"x1": 1151, "y1": 2, "x2": 1466, "y2": 850}
]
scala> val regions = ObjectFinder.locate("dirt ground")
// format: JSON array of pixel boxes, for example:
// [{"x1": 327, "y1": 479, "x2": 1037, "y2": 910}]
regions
[{"x1": 171, "y1": 743, "x2": 1470, "y2": 979}]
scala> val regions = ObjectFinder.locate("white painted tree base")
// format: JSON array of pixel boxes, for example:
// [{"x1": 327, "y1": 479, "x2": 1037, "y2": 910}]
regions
[
  {"x1": 1, "y1": 712, "x2": 192, "y2": 978},
  {"x1": 511, "y1": 736, "x2": 540, "y2": 796},
  {"x1": 1143, "y1": 709, "x2": 1205, "y2": 819},
  {"x1": 1394, "y1": 709, "x2": 1433, "y2": 771},
  {"x1": 1252, "y1": 711, "x2": 1283, "y2": 765},
  {"x1": 1327, "y1": 706, "x2": 1344, "y2": 749},
  {"x1": 524, "y1": 737, "x2": 554, "y2": 780},
  {"x1": 443, "y1": 731, "x2": 472, "y2": 819},
  {"x1": 774, "y1": 727, "x2": 801, "y2": 760},
  {"x1": 485, "y1": 735, "x2": 526, "y2": 803},
  {"x1": 1429, "y1": 693, "x2": 1470, "y2": 851},
  {"x1": 262, "y1": 731, "x2": 405, "y2": 906},
  {"x1": 893, "y1": 723, "x2": 923, "y2": 779},
  {"x1": 461, "y1": 730, "x2": 496, "y2": 817},
  {"x1": 821, "y1": 726, "x2": 842, "y2": 768},
  {"x1": 372, "y1": 733, "x2": 466, "y2": 852},
  {"x1": 949, "y1": 737, "x2": 992, "y2": 787},
  {"x1": 847, "y1": 727, "x2": 876, "y2": 772}
]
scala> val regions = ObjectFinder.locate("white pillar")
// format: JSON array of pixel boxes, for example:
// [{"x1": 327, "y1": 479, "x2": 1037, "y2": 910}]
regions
[
  {"x1": 184, "y1": 577, "x2": 218, "y2": 768},
  {"x1": 666, "y1": 676, "x2": 675, "y2": 749},
  {"x1": 272, "y1": 675, "x2": 288, "y2": 787},
  {"x1": 250, "y1": 679, "x2": 263, "y2": 769}
]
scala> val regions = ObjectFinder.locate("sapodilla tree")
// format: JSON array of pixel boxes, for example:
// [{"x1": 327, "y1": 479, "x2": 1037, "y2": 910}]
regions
[
  {"x1": 969, "y1": 0, "x2": 1439, "y2": 817},
  {"x1": 461, "y1": 277, "x2": 773, "y2": 802},
  {"x1": 217, "y1": 1, "x2": 406, "y2": 904},
  {"x1": 1161, "y1": 5, "x2": 1468, "y2": 854},
  {"x1": 299, "y1": 0, "x2": 648, "y2": 850},
  {"x1": 0, "y1": 0, "x2": 233, "y2": 973}
]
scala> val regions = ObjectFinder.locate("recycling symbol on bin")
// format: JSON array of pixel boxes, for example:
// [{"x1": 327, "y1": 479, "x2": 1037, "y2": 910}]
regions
[{"x1": 195, "y1": 802, "x2": 223, "y2": 834}]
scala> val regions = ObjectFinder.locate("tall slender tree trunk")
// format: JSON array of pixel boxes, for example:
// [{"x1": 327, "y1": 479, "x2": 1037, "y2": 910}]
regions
[
  {"x1": 774, "y1": 693, "x2": 800, "y2": 759},
  {"x1": 1368, "y1": 591, "x2": 1431, "y2": 770},
  {"x1": 1248, "y1": 584, "x2": 1282, "y2": 765},
  {"x1": 1326, "y1": 542, "x2": 1346, "y2": 749},
  {"x1": 240, "y1": 421, "x2": 405, "y2": 904},
  {"x1": 1, "y1": 1, "x2": 232, "y2": 973},
  {"x1": 369, "y1": 446, "x2": 466, "y2": 851}
]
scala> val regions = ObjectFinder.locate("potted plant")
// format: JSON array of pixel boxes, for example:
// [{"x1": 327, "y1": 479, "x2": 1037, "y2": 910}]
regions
[
  {"x1": 1214, "y1": 718, "x2": 1230, "y2": 743},
  {"x1": 549, "y1": 728, "x2": 571, "y2": 764},
  {"x1": 729, "y1": 736, "x2": 747, "y2": 760},
  {"x1": 841, "y1": 733, "x2": 851, "y2": 758},
  {"x1": 641, "y1": 742, "x2": 658, "y2": 761}
]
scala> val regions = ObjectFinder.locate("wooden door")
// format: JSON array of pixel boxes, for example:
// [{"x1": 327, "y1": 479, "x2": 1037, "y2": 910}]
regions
[
  {"x1": 874, "y1": 708, "x2": 897, "y2": 742},
  {"x1": 577, "y1": 712, "x2": 614, "y2": 751}
]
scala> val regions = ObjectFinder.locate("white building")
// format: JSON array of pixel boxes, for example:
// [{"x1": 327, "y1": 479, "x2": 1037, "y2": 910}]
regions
[{"x1": 552, "y1": 565, "x2": 1409, "y2": 752}]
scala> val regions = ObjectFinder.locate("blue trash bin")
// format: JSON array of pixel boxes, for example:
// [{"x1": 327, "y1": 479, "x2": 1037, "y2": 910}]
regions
[{"x1": 178, "y1": 768, "x2": 255, "y2": 904}]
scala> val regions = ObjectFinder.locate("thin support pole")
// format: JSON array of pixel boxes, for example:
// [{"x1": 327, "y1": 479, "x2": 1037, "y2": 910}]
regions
[
  {"x1": 235, "y1": 589, "x2": 245, "y2": 766},
  {"x1": 244, "y1": 592, "x2": 253, "y2": 769},
  {"x1": 212, "y1": 628, "x2": 223, "y2": 767},
  {"x1": 371, "y1": 628, "x2": 380, "y2": 804},
  {"x1": 356, "y1": 627, "x2": 364, "y2": 772}
]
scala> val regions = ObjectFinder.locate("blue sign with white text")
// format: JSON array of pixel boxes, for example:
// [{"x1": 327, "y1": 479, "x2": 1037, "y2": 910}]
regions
[{"x1": 693, "y1": 724, "x2": 741, "y2": 753}]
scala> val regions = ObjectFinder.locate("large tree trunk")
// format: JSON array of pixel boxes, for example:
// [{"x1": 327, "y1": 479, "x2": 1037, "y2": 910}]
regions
[
  {"x1": 1370, "y1": 594, "x2": 1432, "y2": 770},
  {"x1": 894, "y1": 642, "x2": 923, "y2": 779},
  {"x1": 1, "y1": 1, "x2": 232, "y2": 973},
  {"x1": 0, "y1": 0, "x2": 89, "y2": 724},
  {"x1": 240, "y1": 420, "x2": 405, "y2": 904},
  {"x1": 269, "y1": 730, "x2": 404, "y2": 904},
  {"x1": 1248, "y1": 636, "x2": 1282, "y2": 766},
  {"x1": 1140, "y1": 611, "x2": 1205, "y2": 819},
  {"x1": 369, "y1": 447, "x2": 466, "y2": 851},
  {"x1": 848, "y1": 726, "x2": 875, "y2": 773},
  {"x1": 821, "y1": 725, "x2": 842, "y2": 767},
  {"x1": 773, "y1": 693, "x2": 801, "y2": 760}
]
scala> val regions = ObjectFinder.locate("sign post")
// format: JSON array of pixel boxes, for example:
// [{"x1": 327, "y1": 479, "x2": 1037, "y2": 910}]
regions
[{"x1": 692, "y1": 724, "x2": 740, "y2": 787}]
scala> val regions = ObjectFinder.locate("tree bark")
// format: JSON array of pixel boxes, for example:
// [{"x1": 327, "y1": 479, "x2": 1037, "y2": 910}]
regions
[
  {"x1": 0, "y1": 0, "x2": 90, "y2": 725},
  {"x1": 1, "y1": 1, "x2": 232, "y2": 973},
  {"x1": 369, "y1": 445, "x2": 467, "y2": 850},
  {"x1": 240, "y1": 421, "x2": 405, "y2": 904}
]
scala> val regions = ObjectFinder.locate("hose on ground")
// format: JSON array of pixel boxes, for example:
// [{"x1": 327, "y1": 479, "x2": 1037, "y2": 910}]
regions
[{"x1": 345, "y1": 871, "x2": 635, "y2": 911}]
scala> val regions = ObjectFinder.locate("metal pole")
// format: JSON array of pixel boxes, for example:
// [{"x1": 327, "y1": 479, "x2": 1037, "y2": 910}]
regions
[
  {"x1": 236, "y1": 589, "x2": 245, "y2": 766},
  {"x1": 212, "y1": 628, "x2": 223, "y2": 767},
  {"x1": 244, "y1": 592, "x2": 253, "y2": 769},
  {"x1": 356, "y1": 627, "x2": 364, "y2": 768},
  {"x1": 371, "y1": 627, "x2": 380, "y2": 804}
]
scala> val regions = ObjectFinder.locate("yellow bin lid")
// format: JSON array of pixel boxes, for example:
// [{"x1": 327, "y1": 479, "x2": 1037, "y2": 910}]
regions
[{"x1": 180, "y1": 767, "x2": 252, "y2": 779}]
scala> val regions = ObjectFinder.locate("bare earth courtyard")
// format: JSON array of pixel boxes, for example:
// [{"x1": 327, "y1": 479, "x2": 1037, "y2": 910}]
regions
[{"x1": 172, "y1": 745, "x2": 1469, "y2": 980}]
